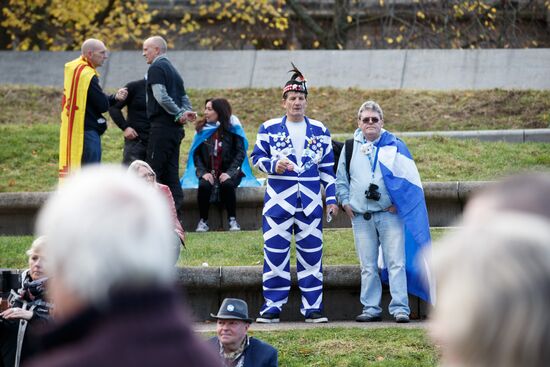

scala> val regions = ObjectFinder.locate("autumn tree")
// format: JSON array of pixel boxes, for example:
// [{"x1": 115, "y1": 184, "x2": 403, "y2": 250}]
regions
[
  {"x1": 1, "y1": 0, "x2": 548, "y2": 50},
  {"x1": 173, "y1": 0, "x2": 289, "y2": 49},
  {"x1": 1, "y1": 0, "x2": 161, "y2": 50},
  {"x1": 285, "y1": 0, "x2": 550, "y2": 49}
]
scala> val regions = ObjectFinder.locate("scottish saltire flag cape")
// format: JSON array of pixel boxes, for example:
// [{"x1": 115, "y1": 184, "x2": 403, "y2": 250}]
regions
[
  {"x1": 180, "y1": 115, "x2": 261, "y2": 188},
  {"x1": 377, "y1": 129, "x2": 434, "y2": 304},
  {"x1": 59, "y1": 57, "x2": 97, "y2": 180}
]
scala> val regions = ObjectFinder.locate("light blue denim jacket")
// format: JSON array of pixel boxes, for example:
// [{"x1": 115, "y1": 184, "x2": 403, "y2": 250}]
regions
[{"x1": 335, "y1": 128, "x2": 392, "y2": 213}]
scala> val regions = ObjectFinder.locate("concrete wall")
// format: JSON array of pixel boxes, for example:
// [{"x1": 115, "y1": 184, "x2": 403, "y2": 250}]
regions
[
  {"x1": 1, "y1": 49, "x2": 549, "y2": 90},
  {"x1": 0, "y1": 266, "x2": 428, "y2": 321},
  {"x1": 0, "y1": 181, "x2": 488, "y2": 235}
]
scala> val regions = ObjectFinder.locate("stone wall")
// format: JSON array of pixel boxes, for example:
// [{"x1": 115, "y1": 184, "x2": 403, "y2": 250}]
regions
[
  {"x1": 0, "y1": 181, "x2": 487, "y2": 235},
  {"x1": 1, "y1": 49, "x2": 549, "y2": 90}
]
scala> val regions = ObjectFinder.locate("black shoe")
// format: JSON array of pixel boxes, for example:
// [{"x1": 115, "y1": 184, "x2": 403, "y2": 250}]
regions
[
  {"x1": 394, "y1": 313, "x2": 410, "y2": 323},
  {"x1": 256, "y1": 312, "x2": 280, "y2": 323},
  {"x1": 305, "y1": 311, "x2": 328, "y2": 323},
  {"x1": 356, "y1": 313, "x2": 382, "y2": 322}
]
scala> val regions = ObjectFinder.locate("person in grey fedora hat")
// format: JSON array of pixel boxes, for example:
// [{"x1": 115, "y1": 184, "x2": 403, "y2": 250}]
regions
[{"x1": 209, "y1": 298, "x2": 278, "y2": 367}]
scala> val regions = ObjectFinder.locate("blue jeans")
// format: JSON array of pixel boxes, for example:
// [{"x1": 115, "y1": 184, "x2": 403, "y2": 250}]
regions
[
  {"x1": 82, "y1": 130, "x2": 102, "y2": 164},
  {"x1": 351, "y1": 211, "x2": 409, "y2": 316}
]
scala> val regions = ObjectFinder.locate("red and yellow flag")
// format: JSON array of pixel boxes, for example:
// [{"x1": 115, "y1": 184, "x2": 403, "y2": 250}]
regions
[{"x1": 58, "y1": 56, "x2": 97, "y2": 181}]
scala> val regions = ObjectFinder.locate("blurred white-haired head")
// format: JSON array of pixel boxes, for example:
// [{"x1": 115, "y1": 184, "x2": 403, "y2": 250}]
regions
[
  {"x1": 36, "y1": 165, "x2": 174, "y2": 315},
  {"x1": 431, "y1": 212, "x2": 550, "y2": 367}
]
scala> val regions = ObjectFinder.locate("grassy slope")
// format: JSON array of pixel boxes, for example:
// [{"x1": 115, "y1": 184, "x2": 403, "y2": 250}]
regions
[
  {"x1": 2, "y1": 123, "x2": 550, "y2": 192},
  {"x1": 1, "y1": 228, "x2": 450, "y2": 269},
  {"x1": 1, "y1": 86, "x2": 550, "y2": 192},
  {"x1": 2, "y1": 86, "x2": 550, "y2": 131}
]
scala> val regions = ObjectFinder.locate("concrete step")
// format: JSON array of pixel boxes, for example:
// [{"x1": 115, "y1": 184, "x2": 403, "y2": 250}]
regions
[
  {"x1": 194, "y1": 320, "x2": 428, "y2": 333},
  {"x1": 333, "y1": 128, "x2": 550, "y2": 143},
  {"x1": 0, "y1": 181, "x2": 487, "y2": 235},
  {"x1": 2, "y1": 266, "x2": 430, "y2": 322}
]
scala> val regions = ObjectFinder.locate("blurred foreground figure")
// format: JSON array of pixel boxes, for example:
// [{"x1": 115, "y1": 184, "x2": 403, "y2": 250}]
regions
[
  {"x1": 0, "y1": 236, "x2": 51, "y2": 367},
  {"x1": 462, "y1": 171, "x2": 550, "y2": 223},
  {"x1": 431, "y1": 173, "x2": 550, "y2": 367},
  {"x1": 25, "y1": 166, "x2": 219, "y2": 367},
  {"x1": 128, "y1": 159, "x2": 185, "y2": 264}
]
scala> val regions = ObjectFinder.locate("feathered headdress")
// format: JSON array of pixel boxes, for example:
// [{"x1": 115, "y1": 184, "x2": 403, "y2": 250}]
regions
[{"x1": 282, "y1": 62, "x2": 308, "y2": 97}]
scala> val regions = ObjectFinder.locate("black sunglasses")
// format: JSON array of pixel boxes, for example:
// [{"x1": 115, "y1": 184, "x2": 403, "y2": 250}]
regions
[{"x1": 360, "y1": 117, "x2": 380, "y2": 124}]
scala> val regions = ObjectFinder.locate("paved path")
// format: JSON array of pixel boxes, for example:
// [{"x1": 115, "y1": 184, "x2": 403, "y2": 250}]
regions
[
  {"x1": 194, "y1": 320, "x2": 428, "y2": 333},
  {"x1": 333, "y1": 128, "x2": 550, "y2": 143}
]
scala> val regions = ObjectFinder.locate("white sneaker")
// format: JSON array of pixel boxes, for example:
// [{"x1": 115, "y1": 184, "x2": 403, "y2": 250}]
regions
[
  {"x1": 228, "y1": 217, "x2": 241, "y2": 231},
  {"x1": 195, "y1": 219, "x2": 209, "y2": 232}
]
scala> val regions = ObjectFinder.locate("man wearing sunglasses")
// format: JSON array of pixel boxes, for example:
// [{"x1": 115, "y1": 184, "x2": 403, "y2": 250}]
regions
[{"x1": 335, "y1": 100, "x2": 432, "y2": 323}]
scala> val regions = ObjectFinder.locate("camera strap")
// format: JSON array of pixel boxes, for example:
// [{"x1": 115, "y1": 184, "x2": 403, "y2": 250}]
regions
[{"x1": 366, "y1": 140, "x2": 381, "y2": 180}]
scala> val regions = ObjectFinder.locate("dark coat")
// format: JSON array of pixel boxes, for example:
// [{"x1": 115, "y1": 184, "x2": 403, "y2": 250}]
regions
[
  {"x1": 0, "y1": 271, "x2": 51, "y2": 366},
  {"x1": 194, "y1": 128, "x2": 245, "y2": 181},
  {"x1": 108, "y1": 79, "x2": 150, "y2": 141},
  {"x1": 24, "y1": 288, "x2": 220, "y2": 367},
  {"x1": 209, "y1": 336, "x2": 278, "y2": 367},
  {"x1": 84, "y1": 75, "x2": 116, "y2": 135}
]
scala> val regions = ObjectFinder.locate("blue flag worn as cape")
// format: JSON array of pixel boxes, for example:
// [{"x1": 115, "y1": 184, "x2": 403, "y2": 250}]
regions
[
  {"x1": 180, "y1": 115, "x2": 261, "y2": 188},
  {"x1": 377, "y1": 130, "x2": 434, "y2": 304}
]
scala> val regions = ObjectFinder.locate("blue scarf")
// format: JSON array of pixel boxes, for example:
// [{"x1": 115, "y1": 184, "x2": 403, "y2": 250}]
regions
[{"x1": 180, "y1": 116, "x2": 261, "y2": 188}]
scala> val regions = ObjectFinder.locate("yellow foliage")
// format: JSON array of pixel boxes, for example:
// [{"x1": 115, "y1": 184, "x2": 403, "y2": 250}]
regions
[
  {"x1": 2, "y1": 0, "x2": 159, "y2": 50},
  {"x1": 416, "y1": 11, "x2": 426, "y2": 20}
]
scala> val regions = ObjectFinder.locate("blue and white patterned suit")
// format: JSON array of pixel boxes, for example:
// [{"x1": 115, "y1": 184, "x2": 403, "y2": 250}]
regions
[{"x1": 251, "y1": 115, "x2": 336, "y2": 317}]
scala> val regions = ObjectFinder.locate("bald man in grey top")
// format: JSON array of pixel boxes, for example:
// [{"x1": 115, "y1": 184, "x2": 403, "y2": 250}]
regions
[{"x1": 142, "y1": 36, "x2": 195, "y2": 219}]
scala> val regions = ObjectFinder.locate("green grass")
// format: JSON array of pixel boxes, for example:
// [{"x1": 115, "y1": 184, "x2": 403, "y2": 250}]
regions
[
  {"x1": 1, "y1": 228, "x2": 448, "y2": 269},
  {"x1": 2, "y1": 121, "x2": 549, "y2": 191},
  {"x1": 410, "y1": 136, "x2": 550, "y2": 181},
  {"x1": 206, "y1": 327, "x2": 438, "y2": 366},
  {"x1": 1, "y1": 86, "x2": 550, "y2": 192},
  {"x1": 2, "y1": 86, "x2": 550, "y2": 132}
]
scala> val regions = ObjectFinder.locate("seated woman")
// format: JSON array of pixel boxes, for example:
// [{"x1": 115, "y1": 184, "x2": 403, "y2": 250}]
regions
[
  {"x1": 182, "y1": 98, "x2": 258, "y2": 232},
  {"x1": 0, "y1": 236, "x2": 52, "y2": 367},
  {"x1": 128, "y1": 160, "x2": 185, "y2": 264}
]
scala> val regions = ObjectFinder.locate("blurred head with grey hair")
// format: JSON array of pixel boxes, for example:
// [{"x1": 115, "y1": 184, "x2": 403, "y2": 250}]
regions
[
  {"x1": 431, "y1": 212, "x2": 550, "y2": 367},
  {"x1": 28, "y1": 165, "x2": 221, "y2": 367},
  {"x1": 463, "y1": 171, "x2": 550, "y2": 224},
  {"x1": 36, "y1": 165, "x2": 174, "y2": 318}
]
